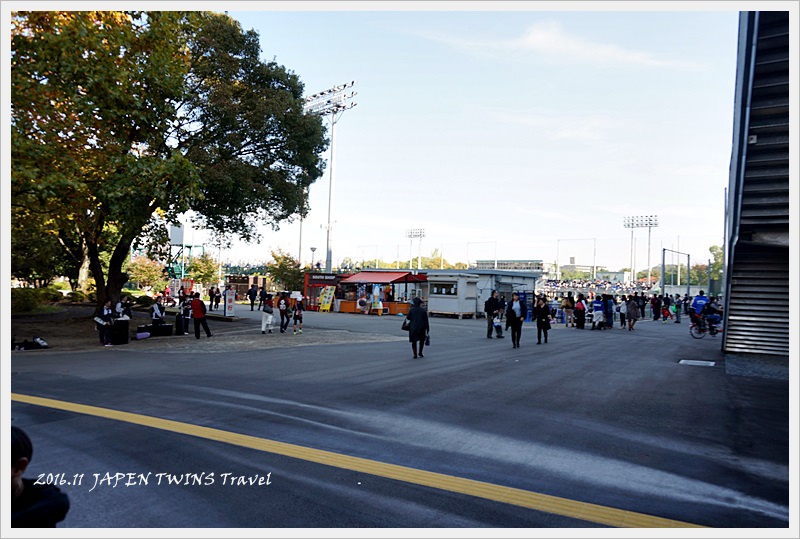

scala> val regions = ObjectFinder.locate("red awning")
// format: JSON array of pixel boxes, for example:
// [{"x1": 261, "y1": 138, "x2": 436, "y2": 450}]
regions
[{"x1": 339, "y1": 271, "x2": 427, "y2": 284}]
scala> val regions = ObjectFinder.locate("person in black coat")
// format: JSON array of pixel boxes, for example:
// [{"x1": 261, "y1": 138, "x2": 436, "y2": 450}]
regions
[
  {"x1": 484, "y1": 290, "x2": 504, "y2": 339},
  {"x1": 504, "y1": 292, "x2": 527, "y2": 348},
  {"x1": 533, "y1": 295, "x2": 553, "y2": 344},
  {"x1": 406, "y1": 297, "x2": 430, "y2": 358}
]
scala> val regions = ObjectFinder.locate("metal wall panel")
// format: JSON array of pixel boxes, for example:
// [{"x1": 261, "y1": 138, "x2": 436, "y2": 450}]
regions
[{"x1": 723, "y1": 12, "x2": 790, "y2": 358}]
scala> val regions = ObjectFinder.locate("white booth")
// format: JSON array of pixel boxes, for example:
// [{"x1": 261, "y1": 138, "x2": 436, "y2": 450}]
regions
[{"x1": 426, "y1": 273, "x2": 480, "y2": 319}]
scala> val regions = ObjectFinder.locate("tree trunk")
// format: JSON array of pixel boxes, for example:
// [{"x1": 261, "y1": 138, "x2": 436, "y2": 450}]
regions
[
  {"x1": 77, "y1": 245, "x2": 92, "y2": 293},
  {"x1": 90, "y1": 232, "x2": 136, "y2": 315}
]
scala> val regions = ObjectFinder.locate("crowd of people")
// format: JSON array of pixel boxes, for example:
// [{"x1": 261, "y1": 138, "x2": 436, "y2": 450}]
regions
[
  {"x1": 542, "y1": 278, "x2": 656, "y2": 295},
  {"x1": 480, "y1": 288, "x2": 724, "y2": 350}
]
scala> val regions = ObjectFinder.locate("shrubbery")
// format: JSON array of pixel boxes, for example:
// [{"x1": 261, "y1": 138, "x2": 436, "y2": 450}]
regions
[
  {"x1": 68, "y1": 290, "x2": 87, "y2": 302},
  {"x1": 41, "y1": 286, "x2": 63, "y2": 302},
  {"x1": 11, "y1": 288, "x2": 41, "y2": 312},
  {"x1": 135, "y1": 295, "x2": 155, "y2": 307}
]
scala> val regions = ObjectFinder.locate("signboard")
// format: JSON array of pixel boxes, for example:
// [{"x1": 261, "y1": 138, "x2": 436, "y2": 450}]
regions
[
  {"x1": 319, "y1": 286, "x2": 336, "y2": 313},
  {"x1": 223, "y1": 288, "x2": 235, "y2": 317},
  {"x1": 371, "y1": 284, "x2": 383, "y2": 311}
]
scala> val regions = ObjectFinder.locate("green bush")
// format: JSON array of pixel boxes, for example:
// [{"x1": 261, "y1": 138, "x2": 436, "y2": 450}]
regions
[
  {"x1": 68, "y1": 290, "x2": 87, "y2": 302},
  {"x1": 42, "y1": 286, "x2": 64, "y2": 302},
  {"x1": 11, "y1": 288, "x2": 42, "y2": 313},
  {"x1": 135, "y1": 295, "x2": 155, "y2": 307}
]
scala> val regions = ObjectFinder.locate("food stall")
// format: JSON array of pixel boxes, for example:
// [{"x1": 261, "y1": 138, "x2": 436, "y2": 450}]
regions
[
  {"x1": 303, "y1": 272, "x2": 351, "y2": 311},
  {"x1": 337, "y1": 270, "x2": 427, "y2": 315}
]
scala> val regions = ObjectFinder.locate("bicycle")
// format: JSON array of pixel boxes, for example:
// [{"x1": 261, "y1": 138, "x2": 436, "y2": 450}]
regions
[{"x1": 689, "y1": 312, "x2": 722, "y2": 339}]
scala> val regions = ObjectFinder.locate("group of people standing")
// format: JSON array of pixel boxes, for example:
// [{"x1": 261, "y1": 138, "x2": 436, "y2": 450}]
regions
[
  {"x1": 484, "y1": 290, "x2": 554, "y2": 349},
  {"x1": 172, "y1": 292, "x2": 213, "y2": 339}
]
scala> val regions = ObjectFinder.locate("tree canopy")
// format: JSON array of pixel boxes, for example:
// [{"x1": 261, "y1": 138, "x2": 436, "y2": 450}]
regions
[{"x1": 11, "y1": 11, "x2": 328, "y2": 311}]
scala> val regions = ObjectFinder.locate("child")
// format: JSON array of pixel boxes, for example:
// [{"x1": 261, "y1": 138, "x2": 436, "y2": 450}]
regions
[
  {"x1": 261, "y1": 294, "x2": 275, "y2": 334},
  {"x1": 293, "y1": 298, "x2": 305, "y2": 334},
  {"x1": 12, "y1": 426, "x2": 71, "y2": 527}
]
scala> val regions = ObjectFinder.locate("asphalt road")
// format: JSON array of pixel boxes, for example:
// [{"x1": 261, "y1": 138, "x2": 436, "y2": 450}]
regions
[{"x1": 9, "y1": 307, "x2": 790, "y2": 530}]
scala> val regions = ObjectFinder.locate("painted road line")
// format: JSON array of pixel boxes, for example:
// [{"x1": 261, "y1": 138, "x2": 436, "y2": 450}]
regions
[{"x1": 12, "y1": 392, "x2": 705, "y2": 528}]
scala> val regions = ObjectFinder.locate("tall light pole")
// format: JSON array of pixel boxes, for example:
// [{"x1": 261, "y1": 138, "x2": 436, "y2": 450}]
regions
[
  {"x1": 623, "y1": 215, "x2": 658, "y2": 287},
  {"x1": 407, "y1": 229, "x2": 425, "y2": 270},
  {"x1": 303, "y1": 81, "x2": 357, "y2": 273}
]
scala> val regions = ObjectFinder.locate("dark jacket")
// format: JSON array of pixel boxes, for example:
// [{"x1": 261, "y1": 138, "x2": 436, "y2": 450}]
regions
[
  {"x1": 406, "y1": 305, "x2": 430, "y2": 341},
  {"x1": 484, "y1": 296, "x2": 500, "y2": 315},
  {"x1": 533, "y1": 303, "x2": 551, "y2": 328},
  {"x1": 505, "y1": 299, "x2": 527, "y2": 324},
  {"x1": 12, "y1": 478, "x2": 70, "y2": 527}
]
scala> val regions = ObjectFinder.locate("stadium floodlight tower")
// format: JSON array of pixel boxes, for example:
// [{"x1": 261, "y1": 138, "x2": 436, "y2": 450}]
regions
[
  {"x1": 303, "y1": 81, "x2": 357, "y2": 273},
  {"x1": 623, "y1": 215, "x2": 659, "y2": 288},
  {"x1": 406, "y1": 228, "x2": 425, "y2": 270}
]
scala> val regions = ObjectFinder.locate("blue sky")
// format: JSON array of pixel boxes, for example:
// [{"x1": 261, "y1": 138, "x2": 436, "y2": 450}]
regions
[{"x1": 199, "y1": 5, "x2": 742, "y2": 273}]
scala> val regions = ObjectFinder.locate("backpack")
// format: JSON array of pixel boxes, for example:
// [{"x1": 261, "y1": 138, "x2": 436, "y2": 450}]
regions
[{"x1": 575, "y1": 301, "x2": 586, "y2": 311}]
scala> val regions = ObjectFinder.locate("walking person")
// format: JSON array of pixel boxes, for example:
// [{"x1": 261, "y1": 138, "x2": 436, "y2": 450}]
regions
[
  {"x1": 247, "y1": 284, "x2": 258, "y2": 311},
  {"x1": 484, "y1": 290, "x2": 504, "y2": 339},
  {"x1": 191, "y1": 292, "x2": 213, "y2": 339},
  {"x1": 277, "y1": 292, "x2": 291, "y2": 333},
  {"x1": 626, "y1": 294, "x2": 640, "y2": 331},
  {"x1": 618, "y1": 294, "x2": 628, "y2": 329},
  {"x1": 504, "y1": 292, "x2": 527, "y2": 348},
  {"x1": 406, "y1": 297, "x2": 430, "y2": 358},
  {"x1": 261, "y1": 293, "x2": 275, "y2": 334},
  {"x1": 257, "y1": 287, "x2": 267, "y2": 311},
  {"x1": 561, "y1": 292, "x2": 575, "y2": 327},
  {"x1": 533, "y1": 295, "x2": 552, "y2": 345},
  {"x1": 292, "y1": 297, "x2": 305, "y2": 334}
]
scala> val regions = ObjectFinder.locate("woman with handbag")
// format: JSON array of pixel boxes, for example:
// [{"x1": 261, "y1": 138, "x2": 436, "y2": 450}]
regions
[{"x1": 406, "y1": 297, "x2": 429, "y2": 359}]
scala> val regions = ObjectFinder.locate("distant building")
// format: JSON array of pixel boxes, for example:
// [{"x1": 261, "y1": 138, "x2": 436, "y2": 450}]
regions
[{"x1": 474, "y1": 259, "x2": 544, "y2": 271}]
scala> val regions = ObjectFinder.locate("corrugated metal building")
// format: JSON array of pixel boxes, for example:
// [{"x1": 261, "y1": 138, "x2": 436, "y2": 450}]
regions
[{"x1": 723, "y1": 11, "x2": 790, "y2": 358}]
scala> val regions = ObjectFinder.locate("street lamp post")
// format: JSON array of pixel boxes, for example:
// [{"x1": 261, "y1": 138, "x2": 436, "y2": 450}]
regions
[
  {"x1": 623, "y1": 215, "x2": 659, "y2": 287},
  {"x1": 303, "y1": 81, "x2": 358, "y2": 274},
  {"x1": 310, "y1": 247, "x2": 317, "y2": 271}
]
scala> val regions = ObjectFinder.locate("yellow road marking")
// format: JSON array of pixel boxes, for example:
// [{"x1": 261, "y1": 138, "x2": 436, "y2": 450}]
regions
[{"x1": 12, "y1": 392, "x2": 705, "y2": 528}]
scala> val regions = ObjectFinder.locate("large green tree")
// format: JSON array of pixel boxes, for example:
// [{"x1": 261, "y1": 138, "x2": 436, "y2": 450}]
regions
[
  {"x1": 266, "y1": 249, "x2": 304, "y2": 291},
  {"x1": 11, "y1": 11, "x2": 327, "y2": 313},
  {"x1": 186, "y1": 252, "x2": 221, "y2": 287}
]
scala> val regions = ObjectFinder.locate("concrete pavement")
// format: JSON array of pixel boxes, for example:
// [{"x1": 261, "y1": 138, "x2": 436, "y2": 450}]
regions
[{"x1": 9, "y1": 306, "x2": 790, "y2": 529}]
